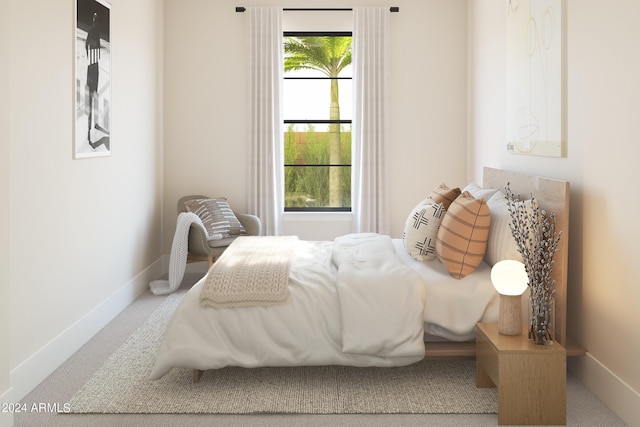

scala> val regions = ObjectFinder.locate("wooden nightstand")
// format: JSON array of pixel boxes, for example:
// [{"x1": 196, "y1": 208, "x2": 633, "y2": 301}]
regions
[{"x1": 476, "y1": 322, "x2": 566, "y2": 425}]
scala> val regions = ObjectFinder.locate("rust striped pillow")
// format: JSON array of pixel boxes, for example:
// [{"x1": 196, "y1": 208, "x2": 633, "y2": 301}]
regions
[
  {"x1": 436, "y1": 192, "x2": 491, "y2": 279},
  {"x1": 428, "y1": 183, "x2": 461, "y2": 210}
]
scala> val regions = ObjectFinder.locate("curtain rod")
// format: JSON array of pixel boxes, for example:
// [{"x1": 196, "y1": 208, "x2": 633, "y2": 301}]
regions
[{"x1": 235, "y1": 7, "x2": 399, "y2": 13}]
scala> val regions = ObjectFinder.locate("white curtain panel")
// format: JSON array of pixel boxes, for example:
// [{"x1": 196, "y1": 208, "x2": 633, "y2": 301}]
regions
[
  {"x1": 246, "y1": 7, "x2": 284, "y2": 236},
  {"x1": 352, "y1": 7, "x2": 391, "y2": 234}
]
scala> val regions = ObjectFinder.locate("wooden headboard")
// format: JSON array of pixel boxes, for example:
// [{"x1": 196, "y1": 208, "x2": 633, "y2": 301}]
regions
[{"x1": 483, "y1": 167, "x2": 570, "y2": 348}]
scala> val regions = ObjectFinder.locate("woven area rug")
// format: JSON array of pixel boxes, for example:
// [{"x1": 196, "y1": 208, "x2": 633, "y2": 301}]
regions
[{"x1": 67, "y1": 291, "x2": 498, "y2": 414}]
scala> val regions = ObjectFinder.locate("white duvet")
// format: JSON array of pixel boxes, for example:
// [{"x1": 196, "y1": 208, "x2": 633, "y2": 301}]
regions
[{"x1": 150, "y1": 234, "x2": 498, "y2": 380}]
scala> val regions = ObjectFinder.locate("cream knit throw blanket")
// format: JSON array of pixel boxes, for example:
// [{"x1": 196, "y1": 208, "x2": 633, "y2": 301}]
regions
[
  {"x1": 149, "y1": 212, "x2": 203, "y2": 296},
  {"x1": 199, "y1": 236, "x2": 298, "y2": 308}
]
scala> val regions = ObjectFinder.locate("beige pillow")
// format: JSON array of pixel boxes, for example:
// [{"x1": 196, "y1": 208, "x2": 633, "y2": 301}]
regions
[
  {"x1": 184, "y1": 198, "x2": 246, "y2": 241},
  {"x1": 428, "y1": 183, "x2": 461, "y2": 210},
  {"x1": 436, "y1": 192, "x2": 491, "y2": 279},
  {"x1": 403, "y1": 199, "x2": 446, "y2": 262}
]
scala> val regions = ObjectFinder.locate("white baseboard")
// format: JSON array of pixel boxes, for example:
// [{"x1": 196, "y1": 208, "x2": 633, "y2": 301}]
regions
[
  {"x1": 0, "y1": 386, "x2": 14, "y2": 427},
  {"x1": 569, "y1": 353, "x2": 640, "y2": 426},
  {"x1": 9, "y1": 258, "x2": 165, "y2": 403}
]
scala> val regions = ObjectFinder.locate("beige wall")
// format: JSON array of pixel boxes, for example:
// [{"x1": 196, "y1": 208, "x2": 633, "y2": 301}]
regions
[
  {"x1": 1, "y1": 0, "x2": 12, "y2": 424},
  {"x1": 7, "y1": 0, "x2": 164, "y2": 402},
  {"x1": 467, "y1": 1, "x2": 640, "y2": 425},
  {"x1": 162, "y1": 0, "x2": 468, "y2": 245}
]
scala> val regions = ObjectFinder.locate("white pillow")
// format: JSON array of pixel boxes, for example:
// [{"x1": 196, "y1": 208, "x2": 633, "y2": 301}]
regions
[
  {"x1": 484, "y1": 191, "x2": 537, "y2": 266},
  {"x1": 463, "y1": 182, "x2": 499, "y2": 201},
  {"x1": 403, "y1": 198, "x2": 446, "y2": 262}
]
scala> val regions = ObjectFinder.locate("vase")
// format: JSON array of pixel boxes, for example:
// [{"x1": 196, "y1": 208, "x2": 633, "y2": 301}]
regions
[{"x1": 528, "y1": 296, "x2": 554, "y2": 345}]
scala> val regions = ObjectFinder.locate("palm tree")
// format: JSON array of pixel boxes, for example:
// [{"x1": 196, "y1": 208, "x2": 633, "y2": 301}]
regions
[{"x1": 284, "y1": 36, "x2": 352, "y2": 207}]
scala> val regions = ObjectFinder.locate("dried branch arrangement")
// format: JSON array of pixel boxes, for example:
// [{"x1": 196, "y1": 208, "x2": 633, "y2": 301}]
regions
[{"x1": 505, "y1": 183, "x2": 562, "y2": 345}]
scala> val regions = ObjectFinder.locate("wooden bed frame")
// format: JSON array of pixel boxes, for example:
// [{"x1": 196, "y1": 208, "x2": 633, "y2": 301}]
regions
[
  {"x1": 194, "y1": 167, "x2": 582, "y2": 382},
  {"x1": 424, "y1": 167, "x2": 584, "y2": 358}
]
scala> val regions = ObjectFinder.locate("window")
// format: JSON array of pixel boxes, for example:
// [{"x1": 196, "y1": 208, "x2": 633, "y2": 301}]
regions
[{"x1": 283, "y1": 32, "x2": 352, "y2": 212}]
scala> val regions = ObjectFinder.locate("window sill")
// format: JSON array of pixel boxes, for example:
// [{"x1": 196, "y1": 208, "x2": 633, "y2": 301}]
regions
[{"x1": 283, "y1": 211, "x2": 353, "y2": 222}]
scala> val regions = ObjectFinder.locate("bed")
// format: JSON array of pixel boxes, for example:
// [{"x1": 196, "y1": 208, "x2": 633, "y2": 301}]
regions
[{"x1": 150, "y1": 167, "x2": 572, "y2": 381}]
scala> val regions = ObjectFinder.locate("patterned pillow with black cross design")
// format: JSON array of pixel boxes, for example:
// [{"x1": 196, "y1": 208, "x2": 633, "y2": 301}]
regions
[{"x1": 402, "y1": 198, "x2": 446, "y2": 262}]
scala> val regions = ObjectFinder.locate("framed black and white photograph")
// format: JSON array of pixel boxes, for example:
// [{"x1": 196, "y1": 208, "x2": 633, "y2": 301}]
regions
[{"x1": 74, "y1": 0, "x2": 111, "y2": 159}]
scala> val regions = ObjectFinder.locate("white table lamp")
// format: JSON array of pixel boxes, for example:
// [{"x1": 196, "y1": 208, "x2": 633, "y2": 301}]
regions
[{"x1": 491, "y1": 260, "x2": 528, "y2": 335}]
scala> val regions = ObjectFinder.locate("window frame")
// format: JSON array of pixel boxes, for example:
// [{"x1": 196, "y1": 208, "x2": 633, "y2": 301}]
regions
[{"x1": 283, "y1": 31, "x2": 353, "y2": 213}]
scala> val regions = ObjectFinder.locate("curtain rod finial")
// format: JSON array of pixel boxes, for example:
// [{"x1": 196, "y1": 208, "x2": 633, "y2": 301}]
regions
[{"x1": 236, "y1": 7, "x2": 246, "y2": 12}]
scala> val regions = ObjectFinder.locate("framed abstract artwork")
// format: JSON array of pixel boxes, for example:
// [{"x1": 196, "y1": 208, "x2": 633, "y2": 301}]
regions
[
  {"x1": 74, "y1": 0, "x2": 111, "y2": 159},
  {"x1": 506, "y1": 0, "x2": 564, "y2": 157}
]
